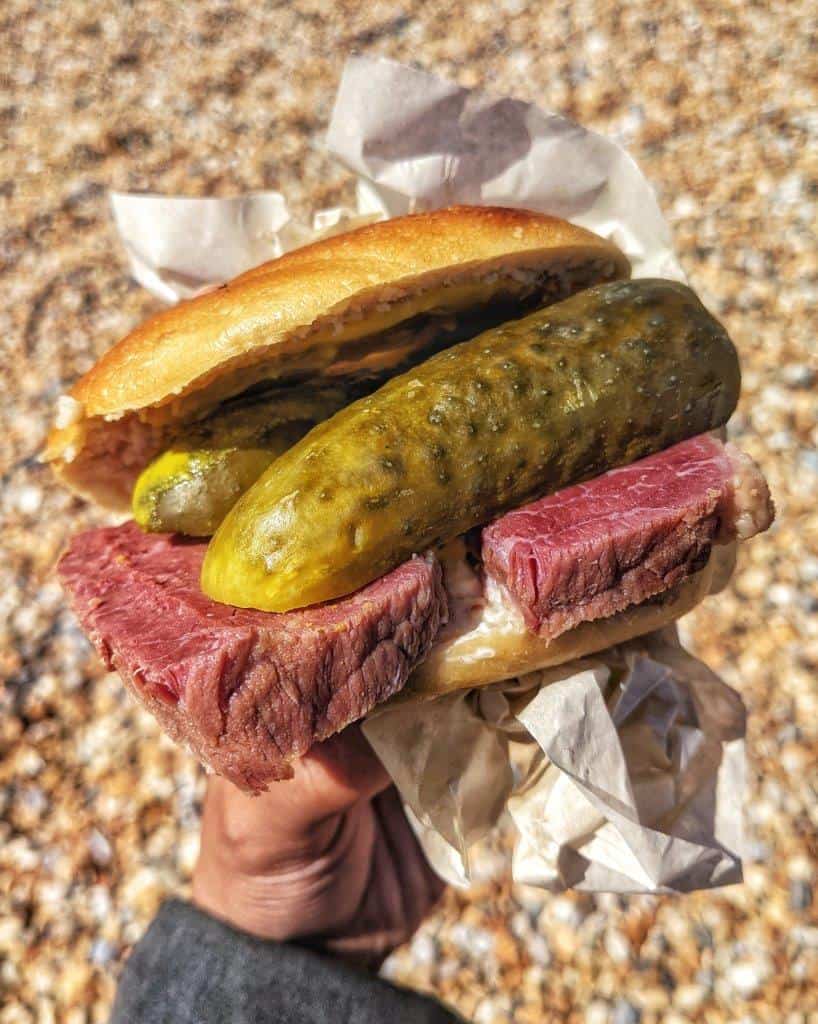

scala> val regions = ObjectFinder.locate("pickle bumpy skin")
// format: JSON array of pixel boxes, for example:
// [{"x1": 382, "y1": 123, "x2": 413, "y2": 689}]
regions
[
  {"x1": 132, "y1": 388, "x2": 348, "y2": 536},
  {"x1": 133, "y1": 444, "x2": 292, "y2": 537},
  {"x1": 202, "y1": 279, "x2": 741, "y2": 612}
]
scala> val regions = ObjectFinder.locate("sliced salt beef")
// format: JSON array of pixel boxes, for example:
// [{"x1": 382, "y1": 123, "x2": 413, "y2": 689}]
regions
[
  {"x1": 482, "y1": 434, "x2": 773, "y2": 641},
  {"x1": 58, "y1": 522, "x2": 447, "y2": 792}
]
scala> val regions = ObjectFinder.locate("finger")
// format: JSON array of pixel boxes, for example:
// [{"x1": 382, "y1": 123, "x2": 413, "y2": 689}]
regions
[
  {"x1": 201, "y1": 725, "x2": 390, "y2": 855},
  {"x1": 300, "y1": 724, "x2": 391, "y2": 807}
]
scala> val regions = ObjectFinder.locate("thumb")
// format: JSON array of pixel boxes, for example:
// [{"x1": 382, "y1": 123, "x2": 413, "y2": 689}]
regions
[
  {"x1": 299, "y1": 724, "x2": 392, "y2": 812},
  {"x1": 199, "y1": 725, "x2": 391, "y2": 866}
]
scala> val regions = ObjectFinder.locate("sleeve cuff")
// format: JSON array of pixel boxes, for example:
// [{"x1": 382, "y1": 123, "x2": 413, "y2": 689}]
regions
[{"x1": 110, "y1": 898, "x2": 462, "y2": 1024}]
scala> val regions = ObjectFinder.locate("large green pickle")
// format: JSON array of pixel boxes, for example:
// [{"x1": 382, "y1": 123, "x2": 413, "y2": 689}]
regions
[
  {"x1": 202, "y1": 280, "x2": 741, "y2": 612},
  {"x1": 133, "y1": 388, "x2": 348, "y2": 536}
]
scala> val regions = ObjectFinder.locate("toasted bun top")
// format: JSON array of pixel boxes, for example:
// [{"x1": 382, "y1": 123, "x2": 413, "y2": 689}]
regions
[{"x1": 46, "y1": 206, "x2": 629, "y2": 509}]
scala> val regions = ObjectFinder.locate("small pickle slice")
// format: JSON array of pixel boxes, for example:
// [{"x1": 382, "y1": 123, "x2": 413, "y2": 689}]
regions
[
  {"x1": 132, "y1": 388, "x2": 348, "y2": 536},
  {"x1": 202, "y1": 280, "x2": 741, "y2": 612}
]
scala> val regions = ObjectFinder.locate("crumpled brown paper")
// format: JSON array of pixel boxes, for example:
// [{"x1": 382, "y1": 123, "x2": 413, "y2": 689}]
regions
[{"x1": 108, "y1": 56, "x2": 746, "y2": 893}]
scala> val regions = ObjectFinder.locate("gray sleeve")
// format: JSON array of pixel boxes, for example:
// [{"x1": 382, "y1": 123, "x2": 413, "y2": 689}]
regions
[{"x1": 110, "y1": 899, "x2": 463, "y2": 1024}]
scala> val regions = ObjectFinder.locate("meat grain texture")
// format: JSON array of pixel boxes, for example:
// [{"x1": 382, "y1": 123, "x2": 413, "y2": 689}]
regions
[
  {"x1": 1, "y1": 3, "x2": 815, "y2": 1022},
  {"x1": 482, "y1": 435, "x2": 773, "y2": 639},
  {"x1": 58, "y1": 523, "x2": 447, "y2": 791}
]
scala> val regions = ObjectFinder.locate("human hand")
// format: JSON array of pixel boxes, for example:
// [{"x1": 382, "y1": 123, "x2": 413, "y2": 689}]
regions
[{"x1": 191, "y1": 725, "x2": 444, "y2": 967}]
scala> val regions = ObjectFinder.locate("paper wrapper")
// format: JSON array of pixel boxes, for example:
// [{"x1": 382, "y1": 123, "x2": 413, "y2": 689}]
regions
[
  {"x1": 364, "y1": 629, "x2": 746, "y2": 894},
  {"x1": 108, "y1": 57, "x2": 746, "y2": 893}
]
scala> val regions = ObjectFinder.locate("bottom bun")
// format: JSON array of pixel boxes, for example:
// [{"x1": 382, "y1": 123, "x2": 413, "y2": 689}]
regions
[{"x1": 402, "y1": 542, "x2": 736, "y2": 702}]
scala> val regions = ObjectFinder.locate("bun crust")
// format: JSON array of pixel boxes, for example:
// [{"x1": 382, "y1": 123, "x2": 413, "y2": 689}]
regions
[
  {"x1": 68, "y1": 207, "x2": 626, "y2": 417},
  {"x1": 46, "y1": 206, "x2": 628, "y2": 509}
]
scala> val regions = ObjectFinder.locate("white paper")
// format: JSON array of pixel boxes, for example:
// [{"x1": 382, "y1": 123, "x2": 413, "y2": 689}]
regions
[
  {"x1": 364, "y1": 631, "x2": 746, "y2": 894},
  {"x1": 328, "y1": 57, "x2": 684, "y2": 281},
  {"x1": 108, "y1": 58, "x2": 745, "y2": 894},
  {"x1": 109, "y1": 191, "x2": 292, "y2": 302},
  {"x1": 109, "y1": 184, "x2": 385, "y2": 302}
]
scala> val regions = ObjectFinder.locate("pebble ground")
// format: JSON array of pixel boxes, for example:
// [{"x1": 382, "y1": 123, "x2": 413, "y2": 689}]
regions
[{"x1": 1, "y1": 2, "x2": 816, "y2": 1021}]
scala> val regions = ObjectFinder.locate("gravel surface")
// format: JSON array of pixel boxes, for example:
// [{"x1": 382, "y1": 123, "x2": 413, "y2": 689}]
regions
[{"x1": 2, "y1": 2, "x2": 816, "y2": 1021}]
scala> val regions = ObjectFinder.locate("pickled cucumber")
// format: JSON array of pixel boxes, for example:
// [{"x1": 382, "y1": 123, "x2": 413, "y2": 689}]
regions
[
  {"x1": 133, "y1": 434, "x2": 302, "y2": 536},
  {"x1": 133, "y1": 297, "x2": 578, "y2": 536},
  {"x1": 202, "y1": 280, "x2": 741, "y2": 612},
  {"x1": 132, "y1": 387, "x2": 348, "y2": 535}
]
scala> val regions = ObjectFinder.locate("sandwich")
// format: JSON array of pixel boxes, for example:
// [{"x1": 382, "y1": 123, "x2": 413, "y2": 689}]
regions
[{"x1": 50, "y1": 206, "x2": 774, "y2": 792}]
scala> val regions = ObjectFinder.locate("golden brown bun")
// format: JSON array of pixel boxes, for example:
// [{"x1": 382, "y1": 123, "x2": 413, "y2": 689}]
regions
[
  {"x1": 45, "y1": 206, "x2": 629, "y2": 509},
  {"x1": 400, "y1": 546, "x2": 734, "y2": 703}
]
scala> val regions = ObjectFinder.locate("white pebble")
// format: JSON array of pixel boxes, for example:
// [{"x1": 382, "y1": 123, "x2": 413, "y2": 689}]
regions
[
  {"x1": 760, "y1": 384, "x2": 791, "y2": 409},
  {"x1": 499, "y1": 0, "x2": 528, "y2": 16},
  {"x1": 612, "y1": 998, "x2": 641, "y2": 1024},
  {"x1": 88, "y1": 829, "x2": 112, "y2": 867},
  {"x1": 528, "y1": 934, "x2": 551, "y2": 966},
  {"x1": 36, "y1": 582, "x2": 64, "y2": 611},
  {"x1": 1, "y1": 957, "x2": 19, "y2": 987},
  {"x1": 585, "y1": 30, "x2": 608, "y2": 57},
  {"x1": 471, "y1": 928, "x2": 495, "y2": 956},
  {"x1": 548, "y1": 896, "x2": 584, "y2": 928},
  {"x1": 474, "y1": 999, "x2": 503, "y2": 1024},
  {"x1": 19, "y1": 787, "x2": 47, "y2": 816},
  {"x1": 37, "y1": 880, "x2": 67, "y2": 906},
  {"x1": 510, "y1": 911, "x2": 531, "y2": 939},
  {"x1": 0, "y1": 918, "x2": 22, "y2": 946},
  {"x1": 605, "y1": 928, "x2": 632, "y2": 964},
  {"x1": 13, "y1": 605, "x2": 42, "y2": 636},
  {"x1": 16, "y1": 485, "x2": 43, "y2": 514},
  {"x1": 781, "y1": 747, "x2": 808, "y2": 775},
  {"x1": 176, "y1": 832, "x2": 200, "y2": 875},
  {"x1": 17, "y1": 749, "x2": 44, "y2": 777},
  {"x1": 7, "y1": 838, "x2": 41, "y2": 871},
  {"x1": 89, "y1": 938, "x2": 117, "y2": 965},
  {"x1": 470, "y1": 848, "x2": 507, "y2": 881},
  {"x1": 35, "y1": 998, "x2": 56, "y2": 1024},
  {"x1": 586, "y1": 1001, "x2": 610, "y2": 1024},
  {"x1": 781, "y1": 363, "x2": 815, "y2": 387},
  {"x1": 88, "y1": 884, "x2": 112, "y2": 921},
  {"x1": 673, "y1": 195, "x2": 697, "y2": 219},
  {"x1": 798, "y1": 558, "x2": 818, "y2": 584},
  {"x1": 144, "y1": 771, "x2": 175, "y2": 801},
  {"x1": 515, "y1": 885, "x2": 546, "y2": 916},
  {"x1": 725, "y1": 958, "x2": 772, "y2": 998},
  {"x1": 675, "y1": 983, "x2": 706, "y2": 1012},
  {"x1": 746, "y1": 840, "x2": 772, "y2": 863},
  {"x1": 409, "y1": 931, "x2": 437, "y2": 966},
  {"x1": 776, "y1": 171, "x2": 804, "y2": 205},
  {"x1": 788, "y1": 855, "x2": 814, "y2": 881},
  {"x1": 437, "y1": 960, "x2": 460, "y2": 982},
  {"x1": 800, "y1": 450, "x2": 818, "y2": 475},
  {"x1": 31, "y1": 673, "x2": 57, "y2": 701},
  {"x1": 766, "y1": 430, "x2": 792, "y2": 452},
  {"x1": 768, "y1": 584, "x2": 796, "y2": 607},
  {"x1": 791, "y1": 926, "x2": 818, "y2": 948},
  {"x1": 378, "y1": 956, "x2": 399, "y2": 981}
]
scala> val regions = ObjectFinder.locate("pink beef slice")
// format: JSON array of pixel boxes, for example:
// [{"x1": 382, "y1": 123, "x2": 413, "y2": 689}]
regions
[
  {"x1": 58, "y1": 522, "x2": 447, "y2": 792},
  {"x1": 482, "y1": 434, "x2": 773, "y2": 641}
]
